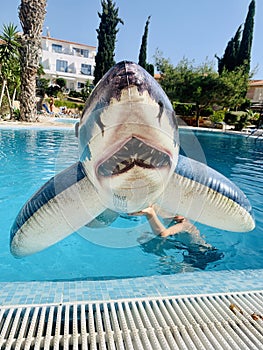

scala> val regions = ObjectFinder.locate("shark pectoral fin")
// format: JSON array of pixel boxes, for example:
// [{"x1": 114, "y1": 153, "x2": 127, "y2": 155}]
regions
[
  {"x1": 10, "y1": 162, "x2": 105, "y2": 258},
  {"x1": 157, "y1": 155, "x2": 255, "y2": 232}
]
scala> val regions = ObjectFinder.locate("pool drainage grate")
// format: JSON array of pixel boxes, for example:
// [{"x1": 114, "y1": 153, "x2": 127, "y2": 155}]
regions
[{"x1": 0, "y1": 291, "x2": 263, "y2": 349}]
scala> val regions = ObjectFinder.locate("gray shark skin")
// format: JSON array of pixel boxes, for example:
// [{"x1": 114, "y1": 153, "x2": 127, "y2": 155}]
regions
[{"x1": 10, "y1": 61, "x2": 255, "y2": 257}]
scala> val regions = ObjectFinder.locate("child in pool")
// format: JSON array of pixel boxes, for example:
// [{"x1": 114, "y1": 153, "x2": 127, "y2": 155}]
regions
[
  {"x1": 131, "y1": 206, "x2": 209, "y2": 245},
  {"x1": 131, "y1": 206, "x2": 223, "y2": 269}
]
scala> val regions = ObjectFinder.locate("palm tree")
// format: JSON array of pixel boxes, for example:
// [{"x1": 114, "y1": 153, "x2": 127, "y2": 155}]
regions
[
  {"x1": 19, "y1": 0, "x2": 47, "y2": 122},
  {"x1": 0, "y1": 23, "x2": 20, "y2": 117}
]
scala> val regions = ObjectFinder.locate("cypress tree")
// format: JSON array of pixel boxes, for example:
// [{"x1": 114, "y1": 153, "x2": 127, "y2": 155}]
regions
[
  {"x1": 138, "y1": 16, "x2": 154, "y2": 76},
  {"x1": 93, "y1": 0, "x2": 123, "y2": 86},
  {"x1": 138, "y1": 16, "x2": 150, "y2": 69},
  {"x1": 216, "y1": 25, "x2": 242, "y2": 74},
  {"x1": 236, "y1": 0, "x2": 255, "y2": 74},
  {"x1": 216, "y1": 0, "x2": 255, "y2": 75}
]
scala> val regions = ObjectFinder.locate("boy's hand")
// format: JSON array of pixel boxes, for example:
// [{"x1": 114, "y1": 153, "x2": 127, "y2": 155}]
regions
[{"x1": 129, "y1": 206, "x2": 155, "y2": 217}]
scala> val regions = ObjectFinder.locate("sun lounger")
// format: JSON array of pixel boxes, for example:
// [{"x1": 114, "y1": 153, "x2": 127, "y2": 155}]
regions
[
  {"x1": 42, "y1": 103, "x2": 51, "y2": 114},
  {"x1": 249, "y1": 128, "x2": 263, "y2": 138}
]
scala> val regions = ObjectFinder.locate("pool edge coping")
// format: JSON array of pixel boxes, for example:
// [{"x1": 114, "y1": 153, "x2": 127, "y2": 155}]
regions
[{"x1": 1, "y1": 268, "x2": 263, "y2": 307}]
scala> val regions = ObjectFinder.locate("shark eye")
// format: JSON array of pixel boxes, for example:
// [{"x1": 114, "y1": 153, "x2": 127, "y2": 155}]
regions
[{"x1": 157, "y1": 101, "x2": 164, "y2": 123}]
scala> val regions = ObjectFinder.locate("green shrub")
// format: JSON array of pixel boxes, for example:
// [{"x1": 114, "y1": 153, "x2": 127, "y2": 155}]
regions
[
  {"x1": 201, "y1": 106, "x2": 213, "y2": 117},
  {"x1": 13, "y1": 108, "x2": 20, "y2": 120},
  {"x1": 224, "y1": 111, "x2": 248, "y2": 131},
  {"x1": 69, "y1": 90, "x2": 82, "y2": 98},
  {"x1": 54, "y1": 99, "x2": 84, "y2": 111},
  {"x1": 173, "y1": 102, "x2": 195, "y2": 116},
  {"x1": 210, "y1": 110, "x2": 225, "y2": 123},
  {"x1": 46, "y1": 85, "x2": 60, "y2": 97},
  {"x1": 56, "y1": 78, "x2": 66, "y2": 89},
  {"x1": 36, "y1": 78, "x2": 49, "y2": 97}
]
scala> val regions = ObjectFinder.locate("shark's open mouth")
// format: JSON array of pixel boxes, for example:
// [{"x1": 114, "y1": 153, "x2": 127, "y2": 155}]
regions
[{"x1": 98, "y1": 137, "x2": 170, "y2": 176}]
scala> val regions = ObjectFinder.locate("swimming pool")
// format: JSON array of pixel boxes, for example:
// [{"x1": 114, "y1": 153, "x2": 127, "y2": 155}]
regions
[
  {"x1": 54, "y1": 117, "x2": 79, "y2": 124},
  {"x1": 0, "y1": 126, "x2": 262, "y2": 281}
]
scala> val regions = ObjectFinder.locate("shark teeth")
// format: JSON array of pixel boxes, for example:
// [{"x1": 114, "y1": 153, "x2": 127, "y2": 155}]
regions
[{"x1": 98, "y1": 137, "x2": 170, "y2": 176}]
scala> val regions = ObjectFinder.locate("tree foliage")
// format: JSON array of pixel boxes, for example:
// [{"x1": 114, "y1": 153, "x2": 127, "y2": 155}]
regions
[
  {"x1": 81, "y1": 80, "x2": 93, "y2": 101},
  {"x1": 236, "y1": 0, "x2": 255, "y2": 73},
  {"x1": 219, "y1": 67, "x2": 249, "y2": 108},
  {"x1": 154, "y1": 52, "x2": 249, "y2": 126},
  {"x1": 93, "y1": 0, "x2": 123, "y2": 86},
  {"x1": 138, "y1": 16, "x2": 150, "y2": 69},
  {"x1": 56, "y1": 77, "x2": 66, "y2": 89},
  {"x1": 0, "y1": 24, "x2": 20, "y2": 64},
  {"x1": 0, "y1": 23, "x2": 21, "y2": 117},
  {"x1": 216, "y1": 25, "x2": 242, "y2": 74},
  {"x1": 138, "y1": 16, "x2": 154, "y2": 76},
  {"x1": 216, "y1": 0, "x2": 255, "y2": 75}
]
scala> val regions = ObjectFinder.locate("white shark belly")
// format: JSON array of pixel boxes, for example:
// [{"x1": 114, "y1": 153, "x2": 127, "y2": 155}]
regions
[
  {"x1": 156, "y1": 155, "x2": 255, "y2": 232},
  {"x1": 10, "y1": 162, "x2": 105, "y2": 257}
]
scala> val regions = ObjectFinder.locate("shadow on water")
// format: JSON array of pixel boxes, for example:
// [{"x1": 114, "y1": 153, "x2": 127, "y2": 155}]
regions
[{"x1": 138, "y1": 232, "x2": 224, "y2": 273}]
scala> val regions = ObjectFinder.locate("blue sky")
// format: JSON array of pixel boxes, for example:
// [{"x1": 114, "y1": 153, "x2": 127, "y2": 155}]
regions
[{"x1": 1, "y1": 0, "x2": 262, "y2": 78}]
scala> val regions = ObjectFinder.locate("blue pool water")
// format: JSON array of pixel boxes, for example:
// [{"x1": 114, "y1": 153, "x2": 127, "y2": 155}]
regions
[
  {"x1": 0, "y1": 126, "x2": 262, "y2": 281},
  {"x1": 55, "y1": 117, "x2": 79, "y2": 124}
]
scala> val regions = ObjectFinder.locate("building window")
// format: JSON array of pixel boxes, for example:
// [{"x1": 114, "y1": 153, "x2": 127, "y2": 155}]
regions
[
  {"x1": 73, "y1": 47, "x2": 89, "y2": 58},
  {"x1": 82, "y1": 49, "x2": 89, "y2": 58},
  {"x1": 81, "y1": 64, "x2": 91, "y2": 75},
  {"x1": 77, "y1": 82, "x2": 85, "y2": 89},
  {"x1": 56, "y1": 59, "x2": 68, "y2": 72},
  {"x1": 52, "y1": 44, "x2": 62, "y2": 53}
]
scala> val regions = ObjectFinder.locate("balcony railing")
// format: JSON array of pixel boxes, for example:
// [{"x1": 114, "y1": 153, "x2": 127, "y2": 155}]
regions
[
  {"x1": 55, "y1": 66, "x2": 77, "y2": 74},
  {"x1": 47, "y1": 47, "x2": 92, "y2": 58}
]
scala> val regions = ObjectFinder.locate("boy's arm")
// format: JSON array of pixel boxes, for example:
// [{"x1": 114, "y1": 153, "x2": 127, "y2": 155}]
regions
[{"x1": 132, "y1": 207, "x2": 182, "y2": 237}]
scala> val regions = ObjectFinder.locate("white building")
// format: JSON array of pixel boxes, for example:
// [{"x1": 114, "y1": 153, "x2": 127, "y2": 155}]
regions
[{"x1": 41, "y1": 36, "x2": 96, "y2": 92}]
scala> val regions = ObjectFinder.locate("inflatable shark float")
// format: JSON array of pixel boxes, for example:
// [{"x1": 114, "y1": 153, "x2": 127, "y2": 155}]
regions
[{"x1": 10, "y1": 61, "x2": 255, "y2": 257}]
